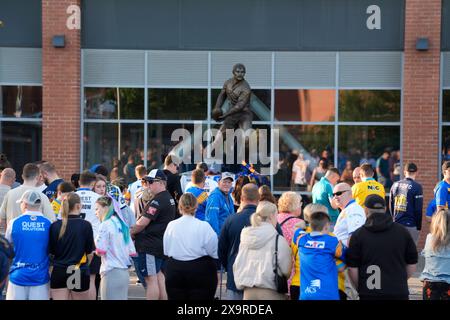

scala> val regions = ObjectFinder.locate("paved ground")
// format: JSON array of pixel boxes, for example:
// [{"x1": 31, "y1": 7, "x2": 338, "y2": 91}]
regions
[
  {"x1": 1, "y1": 256, "x2": 425, "y2": 300},
  {"x1": 129, "y1": 256, "x2": 426, "y2": 300}
]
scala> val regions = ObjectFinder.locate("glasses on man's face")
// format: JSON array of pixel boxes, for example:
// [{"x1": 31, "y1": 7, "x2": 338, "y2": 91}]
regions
[{"x1": 333, "y1": 190, "x2": 351, "y2": 197}]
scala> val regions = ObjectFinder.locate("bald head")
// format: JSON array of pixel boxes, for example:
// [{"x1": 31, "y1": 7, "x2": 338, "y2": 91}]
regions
[
  {"x1": 353, "y1": 167, "x2": 362, "y2": 184},
  {"x1": 241, "y1": 183, "x2": 259, "y2": 205},
  {"x1": 0, "y1": 168, "x2": 16, "y2": 187},
  {"x1": 332, "y1": 182, "x2": 353, "y2": 209}
]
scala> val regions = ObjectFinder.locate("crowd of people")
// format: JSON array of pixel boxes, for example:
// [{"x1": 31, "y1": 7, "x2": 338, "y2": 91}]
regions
[
  {"x1": 279, "y1": 148, "x2": 402, "y2": 193},
  {"x1": 0, "y1": 153, "x2": 448, "y2": 301}
]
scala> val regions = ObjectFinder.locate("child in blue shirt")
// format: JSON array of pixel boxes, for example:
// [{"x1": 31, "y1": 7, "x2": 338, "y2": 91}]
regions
[{"x1": 298, "y1": 211, "x2": 346, "y2": 300}]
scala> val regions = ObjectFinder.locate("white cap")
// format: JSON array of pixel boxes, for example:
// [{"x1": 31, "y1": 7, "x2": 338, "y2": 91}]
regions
[{"x1": 219, "y1": 172, "x2": 235, "y2": 182}]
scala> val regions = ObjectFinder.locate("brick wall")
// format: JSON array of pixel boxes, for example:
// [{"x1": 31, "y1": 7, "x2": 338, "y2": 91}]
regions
[
  {"x1": 403, "y1": 0, "x2": 442, "y2": 249},
  {"x1": 42, "y1": 0, "x2": 81, "y2": 180}
]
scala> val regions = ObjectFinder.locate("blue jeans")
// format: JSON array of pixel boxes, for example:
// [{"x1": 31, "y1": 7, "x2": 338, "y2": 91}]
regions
[
  {"x1": 0, "y1": 282, "x2": 5, "y2": 300},
  {"x1": 132, "y1": 257, "x2": 147, "y2": 289}
]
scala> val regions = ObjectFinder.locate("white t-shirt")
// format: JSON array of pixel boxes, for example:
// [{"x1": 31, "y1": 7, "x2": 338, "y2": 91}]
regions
[
  {"x1": 163, "y1": 215, "x2": 218, "y2": 261},
  {"x1": 128, "y1": 180, "x2": 142, "y2": 214},
  {"x1": 95, "y1": 215, "x2": 137, "y2": 275},
  {"x1": 0, "y1": 185, "x2": 55, "y2": 225},
  {"x1": 292, "y1": 159, "x2": 309, "y2": 185},
  {"x1": 76, "y1": 188, "x2": 101, "y2": 237},
  {"x1": 334, "y1": 200, "x2": 366, "y2": 247}
]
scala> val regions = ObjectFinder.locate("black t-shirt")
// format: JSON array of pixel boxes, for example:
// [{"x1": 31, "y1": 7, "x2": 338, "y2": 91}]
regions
[
  {"x1": 163, "y1": 170, "x2": 182, "y2": 203},
  {"x1": 346, "y1": 213, "x2": 418, "y2": 298},
  {"x1": 135, "y1": 190, "x2": 176, "y2": 258},
  {"x1": 49, "y1": 215, "x2": 95, "y2": 269}
]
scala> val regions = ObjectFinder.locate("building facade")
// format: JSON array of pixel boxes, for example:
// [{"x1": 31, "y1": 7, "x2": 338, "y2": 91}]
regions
[{"x1": 0, "y1": 0, "x2": 446, "y2": 246}]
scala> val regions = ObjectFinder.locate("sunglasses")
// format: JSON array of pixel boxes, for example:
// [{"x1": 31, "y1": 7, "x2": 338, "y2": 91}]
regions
[
  {"x1": 142, "y1": 179, "x2": 161, "y2": 184},
  {"x1": 333, "y1": 190, "x2": 351, "y2": 197}
]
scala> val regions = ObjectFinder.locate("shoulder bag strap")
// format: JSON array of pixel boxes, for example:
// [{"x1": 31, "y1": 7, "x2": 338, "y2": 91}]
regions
[
  {"x1": 279, "y1": 215, "x2": 296, "y2": 227},
  {"x1": 273, "y1": 234, "x2": 280, "y2": 274}
]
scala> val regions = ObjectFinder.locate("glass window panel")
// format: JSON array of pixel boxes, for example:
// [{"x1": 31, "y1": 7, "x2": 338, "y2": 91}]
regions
[
  {"x1": 442, "y1": 126, "x2": 450, "y2": 164},
  {"x1": 273, "y1": 125, "x2": 334, "y2": 192},
  {"x1": 84, "y1": 123, "x2": 144, "y2": 174},
  {"x1": 149, "y1": 89, "x2": 207, "y2": 120},
  {"x1": 1, "y1": 86, "x2": 42, "y2": 118},
  {"x1": 275, "y1": 89, "x2": 335, "y2": 122},
  {"x1": 84, "y1": 88, "x2": 144, "y2": 120},
  {"x1": 0, "y1": 121, "x2": 42, "y2": 176},
  {"x1": 338, "y1": 125, "x2": 400, "y2": 189},
  {"x1": 212, "y1": 89, "x2": 271, "y2": 121},
  {"x1": 339, "y1": 90, "x2": 401, "y2": 122},
  {"x1": 147, "y1": 123, "x2": 202, "y2": 171},
  {"x1": 442, "y1": 90, "x2": 450, "y2": 122}
]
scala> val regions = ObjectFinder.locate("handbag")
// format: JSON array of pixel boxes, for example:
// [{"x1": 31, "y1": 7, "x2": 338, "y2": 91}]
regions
[{"x1": 273, "y1": 234, "x2": 288, "y2": 294}]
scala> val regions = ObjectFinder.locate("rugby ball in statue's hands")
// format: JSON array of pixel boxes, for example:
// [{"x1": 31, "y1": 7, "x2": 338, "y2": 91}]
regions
[{"x1": 212, "y1": 108, "x2": 223, "y2": 121}]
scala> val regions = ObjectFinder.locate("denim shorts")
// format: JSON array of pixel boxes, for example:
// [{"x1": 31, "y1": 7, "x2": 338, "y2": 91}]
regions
[{"x1": 134, "y1": 253, "x2": 165, "y2": 277}]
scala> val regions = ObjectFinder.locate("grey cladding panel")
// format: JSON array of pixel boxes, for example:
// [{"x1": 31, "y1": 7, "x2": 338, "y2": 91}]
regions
[
  {"x1": 211, "y1": 52, "x2": 272, "y2": 87},
  {"x1": 148, "y1": 51, "x2": 208, "y2": 86},
  {"x1": 83, "y1": 50, "x2": 145, "y2": 86},
  {"x1": 0, "y1": 48, "x2": 41, "y2": 84},
  {"x1": 339, "y1": 52, "x2": 402, "y2": 87},
  {"x1": 443, "y1": 53, "x2": 450, "y2": 88},
  {"x1": 275, "y1": 52, "x2": 336, "y2": 87}
]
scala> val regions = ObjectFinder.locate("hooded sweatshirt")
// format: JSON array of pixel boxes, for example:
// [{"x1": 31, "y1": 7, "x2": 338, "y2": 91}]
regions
[
  {"x1": 233, "y1": 222, "x2": 291, "y2": 291},
  {"x1": 346, "y1": 212, "x2": 418, "y2": 299}
]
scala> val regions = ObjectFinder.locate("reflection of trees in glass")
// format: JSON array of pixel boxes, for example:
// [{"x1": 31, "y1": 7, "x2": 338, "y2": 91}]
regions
[
  {"x1": 338, "y1": 126, "x2": 400, "y2": 165},
  {"x1": 442, "y1": 91, "x2": 450, "y2": 122},
  {"x1": 118, "y1": 88, "x2": 144, "y2": 119},
  {"x1": 442, "y1": 127, "x2": 450, "y2": 161},
  {"x1": 339, "y1": 90, "x2": 400, "y2": 121},
  {"x1": 85, "y1": 88, "x2": 144, "y2": 119},
  {"x1": 149, "y1": 89, "x2": 207, "y2": 120}
]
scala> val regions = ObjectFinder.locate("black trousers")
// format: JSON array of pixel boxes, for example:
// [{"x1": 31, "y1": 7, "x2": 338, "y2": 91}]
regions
[
  {"x1": 423, "y1": 281, "x2": 450, "y2": 300},
  {"x1": 165, "y1": 256, "x2": 218, "y2": 300}
]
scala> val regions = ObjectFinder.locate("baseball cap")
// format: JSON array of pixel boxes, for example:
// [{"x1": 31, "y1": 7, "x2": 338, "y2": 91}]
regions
[
  {"x1": 219, "y1": 172, "x2": 235, "y2": 183},
  {"x1": 143, "y1": 169, "x2": 167, "y2": 182},
  {"x1": 404, "y1": 162, "x2": 418, "y2": 173},
  {"x1": 16, "y1": 190, "x2": 42, "y2": 206},
  {"x1": 364, "y1": 194, "x2": 386, "y2": 210}
]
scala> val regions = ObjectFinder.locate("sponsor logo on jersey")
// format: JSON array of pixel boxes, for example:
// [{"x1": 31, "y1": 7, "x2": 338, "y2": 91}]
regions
[{"x1": 305, "y1": 241, "x2": 325, "y2": 249}]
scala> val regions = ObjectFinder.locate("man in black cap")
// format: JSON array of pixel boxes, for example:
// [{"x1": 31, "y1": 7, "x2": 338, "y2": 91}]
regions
[
  {"x1": 131, "y1": 169, "x2": 176, "y2": 300},
  {"x1": 347, "y1": 194, "x2": 418, "y2": 300},
  {"x1": 389, "y1": 162, "x2": 423, "y2": 244}
]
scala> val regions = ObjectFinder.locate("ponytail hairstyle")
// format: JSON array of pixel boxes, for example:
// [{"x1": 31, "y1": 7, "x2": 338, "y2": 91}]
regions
[
  {"x1": 250, "y1": 201, "x2": 278, "y2": 227},
  {"x1": 96, "y1": 196, "x2": 131, "y2": 245},
  {"x1": 59, "y1": 192, "x2": 81, "y2": 240},
  {"x1": 430, "y1": 209, "x2": 450, "y2": 252},
  {"x1": 178, "y1": 193, "x2": 198, "y2": 216}
]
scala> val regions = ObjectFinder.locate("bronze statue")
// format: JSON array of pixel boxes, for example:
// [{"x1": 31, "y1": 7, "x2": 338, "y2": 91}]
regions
[{"x1": 212, "y1": 63, "x2": 253, "y2": 133}]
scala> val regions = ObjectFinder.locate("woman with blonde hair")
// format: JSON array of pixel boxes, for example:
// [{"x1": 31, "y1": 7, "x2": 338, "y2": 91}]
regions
[
  {"x1": 233, "y1": 201, "x2": 292, "y2": 300},
  {"x1": 420, "y1": 209, "x2": 450, "y2": 300},
  {"x1": 49, "y1": 192, "x2": 95, "y2": 300},
  {"x1": 277, "y1": 192, "x2": 305, "y2": 244},
  {"x1": 95, "y1": 196, "x2": 136, "y2": 300},
  {"x1": 163, "y1": 193, "x2": 218, "y2": 300},
  {"x1": 277, "y1": 192, "x2": 305, "y2": 299}
]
